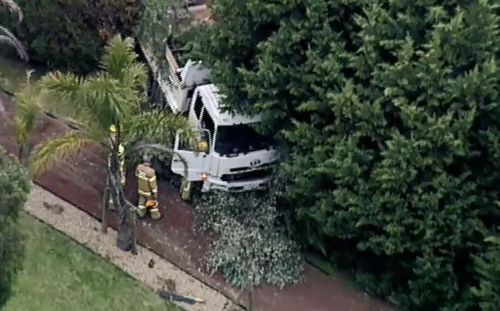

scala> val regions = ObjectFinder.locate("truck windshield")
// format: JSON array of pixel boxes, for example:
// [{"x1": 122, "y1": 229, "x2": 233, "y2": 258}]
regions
[{"x1": 215, "y1": 124, "x2": 272, "y2": 156}]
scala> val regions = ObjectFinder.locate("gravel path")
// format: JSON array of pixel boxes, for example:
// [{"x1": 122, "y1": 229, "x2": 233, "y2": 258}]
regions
[{"x1": 24, "y1": 184, "x2": 241, "y2": 311}]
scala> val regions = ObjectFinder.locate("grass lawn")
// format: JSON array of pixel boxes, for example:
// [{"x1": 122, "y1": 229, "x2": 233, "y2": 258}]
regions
[{"x1": 3, "y1": 213, "x2": 181, "y2": 311}]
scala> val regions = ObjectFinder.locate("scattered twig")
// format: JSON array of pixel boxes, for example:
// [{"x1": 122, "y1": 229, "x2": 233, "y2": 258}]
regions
[{"x1": 43, "y1": 201, "x2": 65, "y2": 214}]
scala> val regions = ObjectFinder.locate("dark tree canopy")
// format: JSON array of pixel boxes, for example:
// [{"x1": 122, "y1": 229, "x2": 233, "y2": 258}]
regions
[
  {"x1": 0, "y1": 148, "x2": 30, "y2": 307},
  {"x1": 4, "y1": 0, "x2": 143, "y2": 73},
  {"x1": 472, "y1": 236, "x2": 500, "y2": 311},
  {"x1": 189, "y1": 0, "x2": 500, "y2": 309}
]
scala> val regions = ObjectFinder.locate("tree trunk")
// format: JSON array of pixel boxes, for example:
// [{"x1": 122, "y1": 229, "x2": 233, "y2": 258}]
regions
[
  {"x1": 18, "y1": 144, "x2": 24, "y2": 161},
  {"x1": 101, "y1": 174, "x2": 110, "y2": 234},
  {"x1": 108, "y1": 130, "x2": 136, "y2": 253},
  {"x1": 248, "y1": 287, "x2": 254, "y2": 311},
  {"x1": 114, "y1": 171, "x2": 134, "y2": 252},
  {"x1": 128, "y1": 203, "x2": 138, "y2": 255}
]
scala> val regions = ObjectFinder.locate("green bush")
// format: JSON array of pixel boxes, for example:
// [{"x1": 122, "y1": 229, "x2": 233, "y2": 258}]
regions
[
  {"x1": 0, "y1": 148, "x2": 31, "y2": 307},
  {"x1": 473, "y1": 236, "x2": 500, "y2": 310},
  {"x1": 8, "y1": 0, "x2": 143, "y2": 73},
  {"x1": 188, "y1": 0, "x2": 500, "y2": 309},
  {"x1": 122, "y1": 109, "x2": 193, "y2": 177}
]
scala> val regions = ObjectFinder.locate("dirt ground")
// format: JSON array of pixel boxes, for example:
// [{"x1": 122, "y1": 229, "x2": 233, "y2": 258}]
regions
[{"x1": 0, "y1": 91, "x2": 392, "y2": 311}]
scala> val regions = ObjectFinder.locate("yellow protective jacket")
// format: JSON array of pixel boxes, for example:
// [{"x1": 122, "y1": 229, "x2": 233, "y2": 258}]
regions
[
  {"x1": 136, "y1": 164, "x2": 157, "y2": 197},
  {"x1": 107, "y1": 144, "x2": 126, "y2": 185}
]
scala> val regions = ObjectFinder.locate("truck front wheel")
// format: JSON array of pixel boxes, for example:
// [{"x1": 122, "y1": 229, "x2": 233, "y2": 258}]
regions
[
  {"x1": 180, "y1": 179, "x2": 192, "y2": 201},
  {"x1": 179, "y1": 179, "x2": 203, "y2": 202}
]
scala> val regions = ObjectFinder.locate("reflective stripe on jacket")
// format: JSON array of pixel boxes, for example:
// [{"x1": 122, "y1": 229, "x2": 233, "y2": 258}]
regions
[{"x1": 107, "y1": 144, "x2": 125, "y2": 166}]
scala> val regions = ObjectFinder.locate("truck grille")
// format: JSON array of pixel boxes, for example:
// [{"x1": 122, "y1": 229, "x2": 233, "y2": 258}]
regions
[
  {"x1": 221, "y1": 167, "x2": 273, "y2": 182},
  {"x1": 229, "y1": 163, "x2": 274, "y2": 173}
]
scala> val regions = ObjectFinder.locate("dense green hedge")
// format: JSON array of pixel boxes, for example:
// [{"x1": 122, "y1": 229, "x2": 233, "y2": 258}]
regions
[
  {"x1": 188, "y1": 0, "x2": 500, "y2": 309},
  {"x1": 0, "y1": 148, "x2": 30, "y2": 307},
  {"x1": 6, "y1": 0, "x2": 143, "y2": 73},
  {"x1": 472, "y1": 236, "x2": 500, "y2": 310}
]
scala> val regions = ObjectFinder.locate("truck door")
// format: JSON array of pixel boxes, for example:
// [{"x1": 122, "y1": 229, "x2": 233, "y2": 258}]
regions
[{"x1": 171, "y1": 129, "x2": 211, "y2": 181}]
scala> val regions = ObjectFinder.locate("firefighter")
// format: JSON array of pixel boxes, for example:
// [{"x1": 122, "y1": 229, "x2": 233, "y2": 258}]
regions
[
  {"x1": 195, "y1": 128, "x2": 209, "y2": 153},
  {"x1": 108, "y1": 125, "x2": 126, "y2": 185},
  {"x1": 135, "y1": 160, "x2": 161, "y2": 219},
  {"x1": 108, "y1": 124, "x2": 126, "y2": 209}
]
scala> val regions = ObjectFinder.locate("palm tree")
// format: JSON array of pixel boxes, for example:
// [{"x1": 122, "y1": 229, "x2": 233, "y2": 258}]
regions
[
  {"x1": 0, "y1": 0, "x2": 28, "y2": 61},
  {"x1": 36, "y1": 35, "x2": 146, "y2": 252},
  {"x1": 15, "y1": 34, "x2": 191, "y2": 253},
  {"x1": 31, "y1": 35, "x2": 147, "y2": 177}
]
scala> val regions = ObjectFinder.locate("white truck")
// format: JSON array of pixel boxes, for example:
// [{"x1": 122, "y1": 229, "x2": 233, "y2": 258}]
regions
[{"x1": 138, "y1": 36, "x2": 280, "y2": 193}]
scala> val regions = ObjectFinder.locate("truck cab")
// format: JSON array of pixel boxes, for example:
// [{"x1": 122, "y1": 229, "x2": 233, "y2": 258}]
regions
[
  {"x1": 138, "y1": 39, "x2": 279, "y2": 193},
  {"x1": 172, "y1": 84, "x2": 280, "y2": 192}
]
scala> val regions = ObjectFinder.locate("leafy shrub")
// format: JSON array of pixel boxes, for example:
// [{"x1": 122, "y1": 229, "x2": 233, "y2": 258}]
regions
[
  {"x1": 194, "y1": 190, "x2": 303, "y2": 289},
  {"x1": 0, "y1": 148, "x2": 30, "y2": 307},
  {"x1": 8, "y1": 0, "x2": 143, "y2": 73}
]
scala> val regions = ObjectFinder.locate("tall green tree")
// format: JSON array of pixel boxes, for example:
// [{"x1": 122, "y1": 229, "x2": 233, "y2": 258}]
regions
[
  {"x1": 189, "y1": 0, "x2": 500, "y2": 309},
  {"x1": 0, "y1": 147, "x2": 30, "y2": 307}
]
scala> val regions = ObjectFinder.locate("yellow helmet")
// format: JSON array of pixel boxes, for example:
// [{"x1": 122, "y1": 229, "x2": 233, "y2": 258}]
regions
[
  {"x1": 109, "y1": 124, "x2": 117, "y2": 133},
  {"x1": 197, "y1": 140, "x2": 208, "y2": 153}
]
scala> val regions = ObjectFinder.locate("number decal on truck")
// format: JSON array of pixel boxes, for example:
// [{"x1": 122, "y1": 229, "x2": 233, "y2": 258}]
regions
[{"x1": 250, "y1": 160, "x2": 261, "y2": 167}]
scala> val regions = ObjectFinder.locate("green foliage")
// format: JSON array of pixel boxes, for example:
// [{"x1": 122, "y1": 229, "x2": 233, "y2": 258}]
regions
[
  {"x1": 0, "y1": 147, "x2": 30, "y2": 307},
  {"x1": 122, "y1": 109, "x2": 193, "y2": 166},
  {"x1": 472, "y1": 235, "x2": 500, "y2": 310},
  {"x1": 135, "y1": 0, "x2": 191, "y2": 81},
  {"x1": 14, "y1": 71, "x2": 40, "y2": 159},
  {"x1": 6, "y1": 0, "x2": 143, "y2": 73},
  {"x1": 190, "y1": 0, "x2": 500, "y2": 309},
  {"x1": 28, "y1": 35, "x2": 148, "y2": 177},
  {"x1": 194, "y1": 190, "x2": 303, "y2": 289}
]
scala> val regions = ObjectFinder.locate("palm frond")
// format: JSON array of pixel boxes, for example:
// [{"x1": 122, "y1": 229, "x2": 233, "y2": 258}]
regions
[
  {"x1": 29, "y1": 133, "x2": 92, "y2": 177},
  {"x1": 118, "y1": 62, "x2": 147, "y2": 113},
  {"x1": 121, "y1": 62, "x2": 147, "y2": 91},
  {"x1": 0, "y1": 26, "x2": 28, "y2": 61},
  {"x1": 41, "y1": 71, "x2": 84, "y2": 102},
  {"x1": 100, "y1": 35, "x2": 139, "y2": 80},
  {"x1": 0, "y1": 0, "x2": 23, "y2": 22},
  {"x1": 14, "y1": 78, "x2": 41, "y2": 148},
  {"x1": 123, "y1": 109, "x2": 194, "y2": 147},
  {"x1": 83, "y1": 73, "x2": 135, "y2": 127},
  {"x1": 40, "y1": 71, "x2": 89, "y2": 119},
  {"x1": 134, "y1": 143, "x2": 189, "y2": 180}
]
